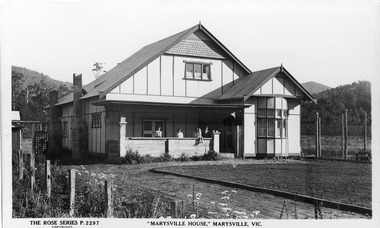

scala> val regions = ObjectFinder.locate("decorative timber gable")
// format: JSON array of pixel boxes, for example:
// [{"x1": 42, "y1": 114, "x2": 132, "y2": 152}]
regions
[{"x1": 165, "y1": 30, "x2": 228, "y2": 59}]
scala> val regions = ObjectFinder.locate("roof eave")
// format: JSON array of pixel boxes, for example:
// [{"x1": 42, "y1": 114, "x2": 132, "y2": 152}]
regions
[
  {"x1": 280, "y1": 67, "x2": 317, "y2": 104},
  {"x1": 98, "y1": 25, "x2": 199, "y2": 100}
]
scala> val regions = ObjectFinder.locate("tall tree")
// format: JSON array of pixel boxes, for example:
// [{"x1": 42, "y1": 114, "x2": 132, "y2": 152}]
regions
[{"x1": 92, "y1": 62, "x2": 107, "y2": 79}]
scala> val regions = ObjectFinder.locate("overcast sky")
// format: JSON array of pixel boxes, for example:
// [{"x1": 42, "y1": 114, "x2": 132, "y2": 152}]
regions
[{"x1": 2, "y1": 0, "x2": 380, "y2": 88}]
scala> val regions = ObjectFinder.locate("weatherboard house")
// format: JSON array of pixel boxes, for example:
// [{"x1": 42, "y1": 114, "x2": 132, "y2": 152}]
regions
[{"x1": 48, "y1": 23, "x2": 316, "y2": 161}]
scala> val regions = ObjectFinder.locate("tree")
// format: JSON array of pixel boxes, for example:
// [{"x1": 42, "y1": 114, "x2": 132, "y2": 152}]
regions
[
  {"x1": 92, "y1": 62, "x2": 107, "y2": 79},
  {"x1": 12, "y1": 71, "x2": 24, "y2": 111},
  {"x1": 301, "y1": 81, "x2": 371, "y2": 125}
]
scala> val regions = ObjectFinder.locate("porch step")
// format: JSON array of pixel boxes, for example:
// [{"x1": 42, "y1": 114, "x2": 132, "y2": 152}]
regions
[{"x1": 218, "y1": 152, "x2": 235, "y2": 158}]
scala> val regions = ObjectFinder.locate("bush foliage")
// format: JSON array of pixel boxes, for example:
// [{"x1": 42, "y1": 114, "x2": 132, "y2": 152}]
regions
[
  {"x1": 12, "y1": 157, "x2": 170, "y2": 218},
  {"x1": 118, "y1": 149, "x2": 220, "y2": 164}
]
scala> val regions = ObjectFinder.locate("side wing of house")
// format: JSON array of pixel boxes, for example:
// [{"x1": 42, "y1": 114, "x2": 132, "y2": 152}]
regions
[{"x1": 242, "y1": 70, "x2": 312, "y2": 157}]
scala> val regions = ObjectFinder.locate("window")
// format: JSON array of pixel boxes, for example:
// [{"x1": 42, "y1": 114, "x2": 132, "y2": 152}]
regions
[
  {"x1": 142, "y1": 120, "x2": 165, "y2": 137},
  {"x1": 257, "y1": 97, "x2": 288, "y2": 155},
  {"x1": 257, "y1": 98, "x2": 288, "y2": 138},
  {"x1": 92, "y1": 113, "x2": 102, "y2": 128},
  {"x1": 63, "y1": 121, "x2": 68, "y2": 138},
  {"x1": 184, "y1": 62, "x2": 211, "y2": 80}
]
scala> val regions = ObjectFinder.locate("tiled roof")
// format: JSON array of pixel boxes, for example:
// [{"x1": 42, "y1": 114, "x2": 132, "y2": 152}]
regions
[{"x1": 166, "y1": 39, "x2": 226, "y2": 59}]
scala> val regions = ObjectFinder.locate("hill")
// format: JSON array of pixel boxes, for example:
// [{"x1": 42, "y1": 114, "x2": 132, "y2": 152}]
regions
[
  {"x1": 301, "y1": 81, "x2": 371, "y2": 125},
  {"x1": 12, "y1": 66, "x2": 72, "y2": 90},
  {"x1": 12, "y1": 66, "x2": 72, "y2": 121},
  {"x1": 302, "y1": 81, "x2": 331, "y2": 95}
]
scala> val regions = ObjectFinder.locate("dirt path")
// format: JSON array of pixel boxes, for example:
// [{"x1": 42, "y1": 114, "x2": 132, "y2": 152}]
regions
[{"x1": 74, "y1": 159, "x2": 369, "y2": 219}]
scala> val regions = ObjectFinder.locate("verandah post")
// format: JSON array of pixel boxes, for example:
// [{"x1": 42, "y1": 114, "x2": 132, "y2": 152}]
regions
[
  {"x1": 104, "y1": 179, "x2": 114, "y2": 218},
  {"x1": 119, "y1": 116, "x2": 128, "y2": 158},
  {"x1": 69, "y1": 169, "x2": 76, "y2": 217}
]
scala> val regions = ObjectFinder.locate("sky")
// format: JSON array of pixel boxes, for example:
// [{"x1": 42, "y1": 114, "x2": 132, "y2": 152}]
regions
[{"x1": 1, "y1": 0, "x2": 380, "y2": 88}]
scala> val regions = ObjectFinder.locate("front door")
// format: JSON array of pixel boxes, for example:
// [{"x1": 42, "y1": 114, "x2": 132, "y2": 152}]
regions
[{"x1": 222, "y1": 115, "x2": 234, "y2": 152}]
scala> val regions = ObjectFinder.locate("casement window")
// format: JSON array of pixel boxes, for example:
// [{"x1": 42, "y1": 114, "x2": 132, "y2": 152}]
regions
[
  {"x1": 184, "y1": 61, "x2": 211, "y2": 81},
  {"x1": 142, "y1": 120, "x2": 165, "y2": 137},
  {"x1": 92, "y1": 113, "x2": 102, "y2": 128},
  {"x1": 63, "y1": 121, "x2": 68, "y2": 138},
  {"x1": 257, "y1": 97, "x2": 288, "y2": 155}
]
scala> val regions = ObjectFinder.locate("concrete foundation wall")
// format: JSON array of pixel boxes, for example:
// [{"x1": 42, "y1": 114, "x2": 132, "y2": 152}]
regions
[{"x1": 122, "y1": 137, "x2": 212, "y2": 158}]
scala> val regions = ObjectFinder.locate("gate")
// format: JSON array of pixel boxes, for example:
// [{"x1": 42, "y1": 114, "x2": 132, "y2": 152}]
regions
[{"x1": 35, "y1": 131, "x2": 48, "y2": 155}]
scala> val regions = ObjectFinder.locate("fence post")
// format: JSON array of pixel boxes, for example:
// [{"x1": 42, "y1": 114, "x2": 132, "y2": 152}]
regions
[
  {"x1": 69, "y1": 169, "x2": 76, "y2": 217},
  {"x1": 170, "y1": 200, "x2": 184, "y2": 218},
  {"x1": 318, "y1": 117, "x2": 321, "y2": 157},
  {"x1": 45, "y1": 160, "x2": 51, "y2": 198},
  {"x1": 364, "y1": 111, "x2": 367, "y2": 152},
  {"x1": 104, "y1": 179, "x2": 114, "y2": 218},
  {"x1": 30, "y1": 152, "x2": 35, "y2": 190},
  {"x1": 18, "y1": 150, "x2": 23, "y2": 180},
  {"x1": 315, "y1": 113, "x2": 319, "y2": 157},
  {"x1": 344, "y1": 109, "x2": 348, "y2": 160},
  {"x1": 341, "y1": 114, "x2": 344, "y2": 158},
  {"x1": 31, "y1": 122, "x2": 36, "y2": 190}
]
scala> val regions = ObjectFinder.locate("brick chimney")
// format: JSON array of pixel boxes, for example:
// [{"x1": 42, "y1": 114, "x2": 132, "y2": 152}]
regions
[{"x1": 48, "y1": 90, "x2": 62, "y2": 161}]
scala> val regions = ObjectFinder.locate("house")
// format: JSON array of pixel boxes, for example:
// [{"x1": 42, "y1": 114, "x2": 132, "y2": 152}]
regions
[
  {"x1": 48, "y1": 23, "x2": 316, "y2": 161},
  {"x1": 12, "y1": 111, "x2": 24, "y2": 154}
]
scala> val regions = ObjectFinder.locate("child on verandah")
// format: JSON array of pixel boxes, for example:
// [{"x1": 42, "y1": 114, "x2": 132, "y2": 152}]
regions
[{"x1": 177, "y1": 128, "x2": 184, "y2": 138}]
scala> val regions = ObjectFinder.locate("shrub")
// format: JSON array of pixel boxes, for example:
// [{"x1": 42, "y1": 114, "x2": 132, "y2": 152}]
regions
[
  {"x1": 119, "y1": 149, "x2": 142, "y2": 164},
  {"x1": 158, "y1": 152, "x2": 172, "y2": 162},
  {"x1": 177, "y1": 153, "x2": 190, "y2": 162},
  {"x1": 202, "y1": 150, "x2": 220, "y2": 161}
]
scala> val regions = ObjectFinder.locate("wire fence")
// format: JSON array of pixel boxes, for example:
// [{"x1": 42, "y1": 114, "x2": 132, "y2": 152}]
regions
[{"x1": 301, "y1": 124, "x2": 371, "y2": 137}]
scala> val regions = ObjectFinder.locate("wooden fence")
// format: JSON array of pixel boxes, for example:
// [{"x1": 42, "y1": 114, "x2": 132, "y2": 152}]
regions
[{"x1": 16, "y1": 150, "x2": 185, "y2": 218}]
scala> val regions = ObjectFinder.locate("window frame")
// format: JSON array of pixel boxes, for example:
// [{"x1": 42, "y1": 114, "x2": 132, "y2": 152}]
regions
[
  {"x1": 183, "y1": 61, "x2": 212, "y2": 81},
  {"x1": 91, "y1": 113, "x2": 102, "y2": 128},
  {"x1": 257, "y1": 97, "x2": 288, "y2": 139},
  {"x1": 142, "y1": 119, "x2": 166, "y2": 137}
]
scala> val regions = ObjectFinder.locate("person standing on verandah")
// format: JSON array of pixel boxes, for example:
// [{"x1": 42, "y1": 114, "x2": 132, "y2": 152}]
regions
[
  {"x1": 177, "y1": 128, "x2": 184, "y2": 138},
  {"x1": 155, "y1": 126, "x2": 163, "y2": 137}
]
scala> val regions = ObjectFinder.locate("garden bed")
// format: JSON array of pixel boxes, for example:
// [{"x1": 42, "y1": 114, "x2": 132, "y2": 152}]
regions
[{"x1": 156, "y1": 160, "x2": 372, "y2": 208}]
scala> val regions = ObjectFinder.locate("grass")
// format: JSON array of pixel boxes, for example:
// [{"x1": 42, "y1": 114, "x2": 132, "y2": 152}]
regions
[{"x1": 158, "y1": 160, "x2": 372, "y2": 208}]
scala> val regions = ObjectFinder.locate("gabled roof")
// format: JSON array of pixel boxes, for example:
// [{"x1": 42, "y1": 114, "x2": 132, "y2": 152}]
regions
[
  {"x1": 55, "y1": 23, "x2": 251, "y2": 106},
  {"x1": 218, "y1": 66, "x2": 316, "y2": 103}
]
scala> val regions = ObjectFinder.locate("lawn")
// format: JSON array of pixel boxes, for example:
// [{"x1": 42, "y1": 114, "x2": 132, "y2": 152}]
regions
[{"x1": 157, "y1": 160, "x2": 372, "y2": 208}]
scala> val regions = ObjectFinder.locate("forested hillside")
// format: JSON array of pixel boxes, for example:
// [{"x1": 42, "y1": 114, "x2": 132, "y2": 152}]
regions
[
  {"x1": 12, "y1": 66, "x2": 73, "y2": 121},
  {"x1": 302, "y1": 81, "x2": 330, "y2": 94},
  {"x1": 301, "y1": 81, "x2": 371, "y2": 125}
]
